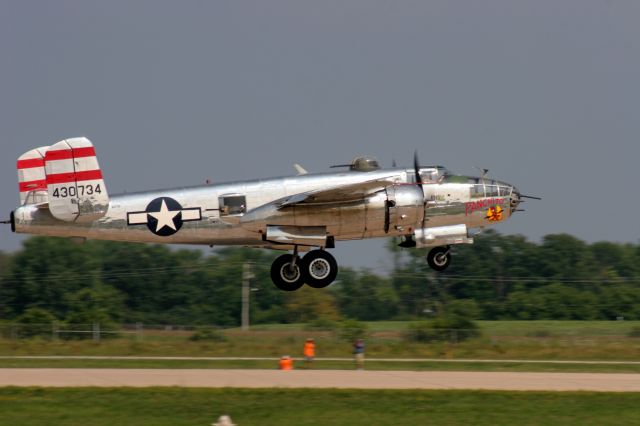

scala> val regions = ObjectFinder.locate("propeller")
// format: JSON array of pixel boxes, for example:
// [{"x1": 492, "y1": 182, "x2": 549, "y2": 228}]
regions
[
  {"x1": 520, "y1": 194, "x2": 542, "y2": 200},
  {"x1": 397, "y1": 150, "x2": 425, "y2": 248},
  {"x1": 414, "y1": 150, "x2": 423, "y2": 192},
  {"x1": 414, "y1": 150, "x2": 428, "y2": 234}
]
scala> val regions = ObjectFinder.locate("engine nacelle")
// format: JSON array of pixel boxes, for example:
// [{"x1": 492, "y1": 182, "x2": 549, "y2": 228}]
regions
[
  {"x1": 386, "y1": 185, "x2": 424, "y2": 233},
  {"x1": 414, "y1": 224, "x2": 473, "y2": 248}
]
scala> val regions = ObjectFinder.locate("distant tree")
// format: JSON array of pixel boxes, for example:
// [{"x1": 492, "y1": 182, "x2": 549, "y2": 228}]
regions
[
  {"x1": 15, "y1": 307, "x2": 57, "y2": 338},
  {"x1": 0, "y1": 237, "x2": 104, "y2": 319},
  {"x1": 332, "y1": 269, "x2": 398, "y2": 321},
  {"x1": 63, "y1": 284, "x2": 125, "y2": 325},
  {"x1": 283, "y1": 286, "x2": 341, "y2": 323},
  {"x1": 1, "y1": 232, "x2": 640, "y2": 324}
]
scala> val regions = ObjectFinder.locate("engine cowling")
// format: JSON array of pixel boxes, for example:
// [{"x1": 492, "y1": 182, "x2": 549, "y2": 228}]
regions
[{"x1": 386, "y1": 185, "x2": 425, "y2": 233}]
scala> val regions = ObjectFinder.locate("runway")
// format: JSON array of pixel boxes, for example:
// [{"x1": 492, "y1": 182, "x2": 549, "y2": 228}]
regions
[{"x1": 1, "y1": 369, "x2": 639, "y2": 392}]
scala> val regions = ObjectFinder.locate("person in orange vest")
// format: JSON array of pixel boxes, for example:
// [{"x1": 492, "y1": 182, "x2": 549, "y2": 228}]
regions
[
  {"x1": 303, "y1": 338, "x2": 316, "y2": 368},
  {"x1": 279, "y1": 355, "x2": 293, "y2": 370}
]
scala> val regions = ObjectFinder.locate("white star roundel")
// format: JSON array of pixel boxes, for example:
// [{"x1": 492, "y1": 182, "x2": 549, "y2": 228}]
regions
[{"x1": 127, "y1": 197, "x2": 202, "y2": 236}]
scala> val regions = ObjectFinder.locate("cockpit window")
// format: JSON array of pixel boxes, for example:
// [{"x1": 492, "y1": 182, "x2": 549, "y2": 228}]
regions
[
  {"x1": 420, "y1": 170, "x2": 437, "y2": 182},
  {"x1": 471, "y1": 184, "x2": 484, "y2": 198},
  {"x1": 485, "y1": 185, "x2": 500, "y2": 197},
  {"x1": 499, "y1": 185, "x2": 512, "y2": 196}
]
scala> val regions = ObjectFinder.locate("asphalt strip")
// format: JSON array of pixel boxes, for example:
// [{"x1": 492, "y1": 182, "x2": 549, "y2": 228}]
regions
[{"x1": 0, "y1": 369, "x2": 639, "y2": 392}]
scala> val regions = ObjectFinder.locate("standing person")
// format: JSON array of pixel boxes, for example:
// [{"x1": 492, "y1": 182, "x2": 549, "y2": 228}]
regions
[
  {"x1": 303, "y1": 338, "x2": 316, "y2": 368},
  {"x1": 353, "y1": 338, "x2": 365, "y2": 370}
]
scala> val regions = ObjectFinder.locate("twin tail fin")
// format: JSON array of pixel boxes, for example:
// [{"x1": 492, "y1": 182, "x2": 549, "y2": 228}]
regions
[{"x1": 16, "y1": 137, "x2": 110, "y2": 222}]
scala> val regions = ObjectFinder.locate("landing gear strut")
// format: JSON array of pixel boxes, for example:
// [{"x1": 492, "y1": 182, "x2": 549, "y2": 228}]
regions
[
  {"x1": 426, "y1": 246, "x2": 451, "y2": 271},
  {"x1": 270, "y1": 249, "x2": 338, "y2": 291}
]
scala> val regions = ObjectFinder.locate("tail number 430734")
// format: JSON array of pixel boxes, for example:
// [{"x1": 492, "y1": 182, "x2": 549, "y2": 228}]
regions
[{"x1": 52, "y1": 184, "x2": 102, "y2": 198}]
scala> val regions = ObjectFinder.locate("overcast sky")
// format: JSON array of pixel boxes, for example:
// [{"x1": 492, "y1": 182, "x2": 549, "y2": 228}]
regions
[{"x1": 1, "y1": 1, "x2": 639, "y2": 270}]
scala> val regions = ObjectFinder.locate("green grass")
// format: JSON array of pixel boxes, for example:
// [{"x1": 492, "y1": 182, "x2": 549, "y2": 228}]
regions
[
  {"x1": 1, "y1": 358, "x2": 640, "y2": 373},
  {"x1": 0, "y1": 387, "x2": 638, "y2": 426},
  {"x1": 208, "y1": 320, "x2": 640, "y2": 335},
  {"x1": 476, "y1": 320, "x2": 640, "y2": 336},
  {"x1": 2, "y1": 335, "x2": 638, "y2": 361},
  {"x1": 1, "y1": 321, "x2": 639, "y2": 363}
]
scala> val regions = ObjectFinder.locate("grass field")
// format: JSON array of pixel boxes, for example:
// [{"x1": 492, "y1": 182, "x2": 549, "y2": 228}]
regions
[
  {"x1": 1, "y1": 358, "x2": 640, "y2": 373},
  {"x1": 1, "y1": 321, "x2": 638, "y2": 369},
  {"x1": 0, "y1": 387, "x2": 638, "y2": 426}
]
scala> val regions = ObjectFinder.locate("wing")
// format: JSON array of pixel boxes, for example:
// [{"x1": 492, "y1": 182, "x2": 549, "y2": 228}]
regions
[{"x1": 278, "y1": 176, "x2": 396, "y2": 207}]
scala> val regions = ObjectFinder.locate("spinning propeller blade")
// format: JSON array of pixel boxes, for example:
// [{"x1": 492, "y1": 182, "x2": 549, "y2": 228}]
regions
[
  {"x1": 414, "y1": 150, "x2": 423, "y2": 192},
  {"x1": 413, "y1": 150, "x2": 427, "y2": 231}
]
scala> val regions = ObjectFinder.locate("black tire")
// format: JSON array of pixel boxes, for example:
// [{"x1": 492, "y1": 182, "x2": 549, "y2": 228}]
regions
[
  {"x1": 426, "y1": 246, "x2": 451, "y2": 271},
  {"x1": 271, "y1": 254, "x2": 305, "y2": 291},
  {"x1": 301, "y1": 250, "x2": 338, "y2": 288}
]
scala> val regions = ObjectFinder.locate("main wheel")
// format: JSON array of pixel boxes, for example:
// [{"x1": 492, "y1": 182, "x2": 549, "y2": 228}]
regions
[
  {"x1": 271, "y1": 254, "x2": 305, "y2": 291},
  {"x1": 426, "y1": 246, "x2": 451, "y2": 271},
  {"x1": 301, "y1": 250, "x2": 338, "y2": 288}
]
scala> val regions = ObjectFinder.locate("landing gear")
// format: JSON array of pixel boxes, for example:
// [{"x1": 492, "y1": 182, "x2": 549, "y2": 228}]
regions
[
  {"x1": 426, "y1": 246, "x2": 451, "y2": 271},
  {"x1": 301, "y1": 250, "x2": 338, "y2": 288},
  {"x1": 270, "y1": 254, "x2": 305, "y2": 291},
  {"x1": 270, "y1": 249, "x2": 339, "y2": 291}
]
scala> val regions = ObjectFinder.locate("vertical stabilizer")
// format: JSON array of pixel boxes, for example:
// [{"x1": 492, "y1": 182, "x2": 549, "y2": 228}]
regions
[
  {"x1": 44, "y1": 137, "x2": 110, "y2": 222},
  {"x1": 17, "y1": 147, "x2": 50, "y2": 205}
]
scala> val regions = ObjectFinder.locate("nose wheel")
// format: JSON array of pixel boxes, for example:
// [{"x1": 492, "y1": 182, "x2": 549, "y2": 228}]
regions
[
  {"x1": 270, "y1": 249, "x2": 338, "y2": 291},
  {"x1": 426, "y1": 246, "x2": 451, "y2": 271}
]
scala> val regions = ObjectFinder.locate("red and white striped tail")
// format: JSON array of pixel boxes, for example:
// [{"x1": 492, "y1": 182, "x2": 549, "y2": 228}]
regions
[
  {"x1": 17, "y1": 146, "x2": 50, "y2": 205},
  {"x1": 44, "y1": 137, "x2": 110, "y2": 222}
]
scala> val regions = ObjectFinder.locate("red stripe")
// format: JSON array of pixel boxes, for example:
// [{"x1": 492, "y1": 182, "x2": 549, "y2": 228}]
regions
[
  {"x1": 46, "y1": 172, "x2": 76, "y2": 184},
  {"x1": 74, "y1": 169, "x2": 102, "y2": 181},
  {"x1": 17, "y1": 158, "x2": 45, "y2": 169},
  {"x1": 72, "y1": 147, "x2": 96, "y2": 157},
  {"x1": 19, "y1": 180, "x2": 47, "y2": 192},
  {"x1": 46, "y1": 169, "x2": 103, "y2": 184},
  {"x1": 45, "y1": 149, "x2": 73, "y2": 161},
  {"x1": 45, "y1": 147, "x2": 96, "y2": 161}
]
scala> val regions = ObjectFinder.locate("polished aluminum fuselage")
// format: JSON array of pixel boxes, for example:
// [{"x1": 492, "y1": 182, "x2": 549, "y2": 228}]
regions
[{"x1": 13, "y1": 167, "x2": 515, "y2": 249}]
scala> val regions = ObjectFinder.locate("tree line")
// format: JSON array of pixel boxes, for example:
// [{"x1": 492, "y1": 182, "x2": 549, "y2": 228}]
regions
[{"x1": 0, "y1": 231, "x2": 639, "y2": 326}]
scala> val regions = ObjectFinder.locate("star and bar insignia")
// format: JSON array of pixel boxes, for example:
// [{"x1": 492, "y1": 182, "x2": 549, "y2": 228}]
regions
[{"x1": 127, "y1": 197, "x2": 202, "y2": 236}]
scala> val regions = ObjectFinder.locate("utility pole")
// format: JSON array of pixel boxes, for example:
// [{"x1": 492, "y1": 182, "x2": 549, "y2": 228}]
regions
[{"x1": 241, "y1": 262, "x2": 255, "y2": 331}]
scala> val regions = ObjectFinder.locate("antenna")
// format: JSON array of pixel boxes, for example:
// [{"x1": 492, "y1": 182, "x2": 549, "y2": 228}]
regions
[{"x1": 473, "y1": 166, "x2": 490, "y2": 178}]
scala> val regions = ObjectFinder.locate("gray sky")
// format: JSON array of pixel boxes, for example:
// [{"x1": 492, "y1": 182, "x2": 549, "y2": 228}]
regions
[{"x1": 1, "y1": 1, "x2": 639, "y2": 270}]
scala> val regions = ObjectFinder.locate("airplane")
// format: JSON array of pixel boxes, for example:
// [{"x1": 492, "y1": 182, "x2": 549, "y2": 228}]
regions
[{"x1": 5, "y1": 137, "x2": 538, "y2": 291}]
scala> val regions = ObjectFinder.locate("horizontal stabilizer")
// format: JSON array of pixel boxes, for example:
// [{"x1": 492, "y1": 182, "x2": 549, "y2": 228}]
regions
[{"x1": 45, "y1": 137, "x2": 109, "y2": 222}]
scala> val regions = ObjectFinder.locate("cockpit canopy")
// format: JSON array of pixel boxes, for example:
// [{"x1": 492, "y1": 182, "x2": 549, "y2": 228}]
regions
[
  {"x1": 418, "y1": 166, "x2": 450, "y2": 183},
  {"x1": 467, "y1": 177, "x2": 514, "y2": 197}
]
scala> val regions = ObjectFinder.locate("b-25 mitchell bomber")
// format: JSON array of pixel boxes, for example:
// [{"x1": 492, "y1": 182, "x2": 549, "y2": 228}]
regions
[{"x1": 6, "y1": 137, "x2": 537, "y2": 291}]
